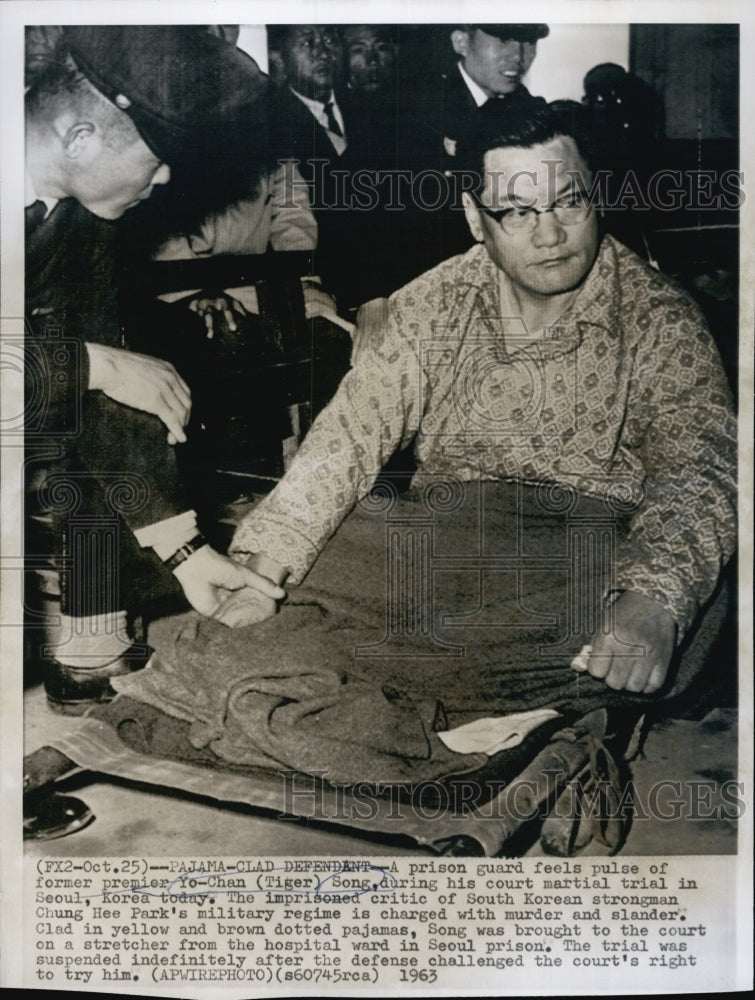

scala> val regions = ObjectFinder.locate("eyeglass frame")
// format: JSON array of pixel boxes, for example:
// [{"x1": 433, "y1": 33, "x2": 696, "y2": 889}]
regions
[{"x1": 471, "y1": 186, "x2": 594, "y2": 236}]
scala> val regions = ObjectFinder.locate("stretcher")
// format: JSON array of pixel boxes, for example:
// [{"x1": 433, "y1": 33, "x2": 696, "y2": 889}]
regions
[
  {"x1": 23, "y1": 478, "x2": 730, "y2": 857},
  {"x1": 23, "y1": 704, "x2": 635, "y2": 857}
]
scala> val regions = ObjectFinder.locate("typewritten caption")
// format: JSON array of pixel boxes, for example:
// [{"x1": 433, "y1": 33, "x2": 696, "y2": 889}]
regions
[{"x1": 27, "y1": 855, "x2": 732, "y2": 992}]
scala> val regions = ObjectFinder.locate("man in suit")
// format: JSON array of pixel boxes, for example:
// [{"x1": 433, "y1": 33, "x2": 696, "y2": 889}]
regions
[
  {"x1": 25, "y1": 26, "x2": 285, "y2": 713},
  {"x1": 266, "y1": 25, "x2": 348, "y2": 183},
  {"x1": 264, "y1": 25, "x2": 352, "y2": 354}
]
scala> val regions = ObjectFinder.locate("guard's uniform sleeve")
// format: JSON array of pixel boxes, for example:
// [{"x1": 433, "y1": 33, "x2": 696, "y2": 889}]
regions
[
  {"x1": 612, "y1": 292, "x2": 737, "y2": 640},
  {"x1": 229, "y1": 296, "x2": 426, "y2": 582}
]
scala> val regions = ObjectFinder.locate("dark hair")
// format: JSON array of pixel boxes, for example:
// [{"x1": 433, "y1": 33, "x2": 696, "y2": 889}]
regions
[
  {"x1": 265, "y1": 24, "x2": 291, "y2": 53},
  {"x1": 342, "y1": 24, "x2": 398, "y2": 46},
  {"x1": 266, "y1": 24, "x2": 342, "y2": 53},
  {"x1": 454, "y1": 99, "x2": 591, "y2": 193}
]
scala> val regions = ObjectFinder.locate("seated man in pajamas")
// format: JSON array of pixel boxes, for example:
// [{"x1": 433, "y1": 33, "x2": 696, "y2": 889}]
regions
[{"x1": 222, "y1": 101, "x2": 736, "y2": 698}]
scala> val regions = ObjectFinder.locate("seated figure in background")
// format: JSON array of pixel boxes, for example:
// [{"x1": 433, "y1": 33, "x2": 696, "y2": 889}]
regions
[
  {"x1": 152, "y1": 160, "x2": 331, "y2": 329},
  {"x1": 147, "y1": 158, "x2": 349, "y2": 480}
]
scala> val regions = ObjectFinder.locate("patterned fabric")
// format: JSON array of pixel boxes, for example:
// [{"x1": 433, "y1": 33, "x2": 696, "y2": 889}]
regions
[{"x1": 231, "y1": 236, "x2": 736, "y2": 640}]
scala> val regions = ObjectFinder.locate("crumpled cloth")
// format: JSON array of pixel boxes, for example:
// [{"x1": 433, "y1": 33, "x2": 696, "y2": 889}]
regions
[
  {"x1": 438, "y1": 708, "x2": 561, "y2": 755},
  {"x1": 113, "y1": 481, "x2": 727, "y2": 787},
  {"x1": 113, "y1": 611, "x2": 486, "y2": 785}
]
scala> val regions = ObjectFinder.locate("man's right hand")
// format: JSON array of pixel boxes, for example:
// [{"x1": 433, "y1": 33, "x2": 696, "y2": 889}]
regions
[
  {"x1": 173, "y1": 544, "x2": 285, "y2": 620},
  {"x1": 86, "y1": 343, "x2": 192, "y2": 444},
  {"x1": 212, "y1": 551, "x2": 289, "y2": 627}
]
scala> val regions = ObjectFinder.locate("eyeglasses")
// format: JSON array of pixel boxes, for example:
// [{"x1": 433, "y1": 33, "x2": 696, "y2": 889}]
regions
[{"x1": 473, "y1": 191, "x2": 592, "y2": 235}]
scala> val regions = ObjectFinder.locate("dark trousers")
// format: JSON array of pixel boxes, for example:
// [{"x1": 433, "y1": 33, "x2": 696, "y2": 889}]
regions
[{"x1": 29, "y1": 393, "x2": 189, "y2": 620}]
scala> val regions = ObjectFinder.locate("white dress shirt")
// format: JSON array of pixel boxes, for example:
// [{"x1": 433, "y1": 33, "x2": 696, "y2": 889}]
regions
[
  {"x1": 289, "y1": 87, "x2": 347, "y2": 155},
  {"x1": 457, "y1": 61, "x2": 490, "y2": 107}
]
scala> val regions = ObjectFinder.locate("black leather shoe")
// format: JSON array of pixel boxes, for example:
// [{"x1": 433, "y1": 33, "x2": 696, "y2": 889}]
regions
[
  {"x1": 44, "y1": 643, "x2": 152, "y2": 716},
  {"x1": 24, "y1": 792, "x2": 95, "y2": 840}
]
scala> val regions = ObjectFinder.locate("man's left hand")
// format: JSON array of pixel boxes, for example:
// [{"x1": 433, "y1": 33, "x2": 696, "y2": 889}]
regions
[{"x1": 587, "y1": 591, "x2": 677, "y2": 694}]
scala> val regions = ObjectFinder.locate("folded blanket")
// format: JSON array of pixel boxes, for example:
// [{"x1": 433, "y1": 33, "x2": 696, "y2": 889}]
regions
[
  {"x1": 114, "y1": 609, "x2": 486, "y2": 784},
  {"x1": 113, "y1": 481, "x2": 727, "y2": 786}
]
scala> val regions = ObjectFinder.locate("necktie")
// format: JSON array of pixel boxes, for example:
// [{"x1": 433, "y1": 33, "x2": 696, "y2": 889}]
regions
[
  {"x1": 323, "y1": 100, "x2": 343, "y2": 138},
  {"x1": 25, "y1": 199, "x2": 47, "y2": 240}
]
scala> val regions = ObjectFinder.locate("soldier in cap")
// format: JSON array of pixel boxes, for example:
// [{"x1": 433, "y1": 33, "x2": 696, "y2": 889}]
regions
[
  {"x1": 350, "y1": 23, "x2": 550, "y2": 340},
  {"x1": 25, "y1": 26, "x2": 284, "y2": 714},
  {"x1": 443, "y1": 24, "x2": 550, "y2": 156}
]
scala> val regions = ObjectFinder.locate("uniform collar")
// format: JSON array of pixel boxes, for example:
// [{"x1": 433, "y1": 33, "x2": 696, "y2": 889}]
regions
[{"x1": 457, "y1": 62, "x2": 490, "y2": 107}]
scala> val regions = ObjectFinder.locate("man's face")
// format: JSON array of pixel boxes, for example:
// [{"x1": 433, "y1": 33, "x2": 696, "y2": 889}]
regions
[
  {"x1": 282, "y1": 26, "x2": 342, "y2": 101},
  {"x1": 70, "y1": 128, "x2": 170, "y2": 220},
  {"x1": 344, "y1": 26, "x2": 395, "y2": 93},
  {"x1": 465, "y1": 136, "x2": 599, "y2": 299},
  {"x1": 454, "y1": 29, "x2": 537, "y2": 97}
]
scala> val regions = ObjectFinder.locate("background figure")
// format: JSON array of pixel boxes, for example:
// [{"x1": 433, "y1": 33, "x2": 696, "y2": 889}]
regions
[
  {"x1": 320, "y1": 25, "x2": 415, "y2": 313},
  {"x1": 265, "y1": 26, "x2": 349, "y2": 305},
  {"x1": 24, "y1": 25, "x2": 64, "y2": 89},
  {"x1": 398, "y1": 25, "x2": 550, "y2": 284},
  {"x1": 581, "y1": 62, "x2": 659, "y2": 256},
  {"x1": 266, "y1": 23, "x2": 348, "y2": 164},
  {"x1": 439, "y1": 24, "x2": 550, "y2": 157},
  {"x1": 343, "y1": 23, "x2": 396, "y2": 95}
]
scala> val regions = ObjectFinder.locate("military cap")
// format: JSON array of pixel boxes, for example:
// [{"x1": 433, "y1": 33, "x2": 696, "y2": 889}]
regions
[
  {"x1": 464, "y1": 24, "x2": 550, "y2": 44},
  {"x1": 61, "y1": 25, "x2": 267, "y2": 164}
]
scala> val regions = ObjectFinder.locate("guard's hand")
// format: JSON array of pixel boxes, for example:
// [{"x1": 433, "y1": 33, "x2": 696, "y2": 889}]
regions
[
  {"x1": 86, "y1": 343, "x2": 191, "y2": 445},
  {"x1": 352, "y1": 297, "x2": 389, "y2": 365},
  {"x1": 172, "y1": 544, "x2": 286, "y2": 619},
  {"x1": 189, "y1": 294, "x2": 248, "y2": 339},
  {"x1": 211, "y1": 586, "x2": 279, "y2": 627},
  {"x1": 587, "y1": 591, "x2": 677, "y2": 694}
]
